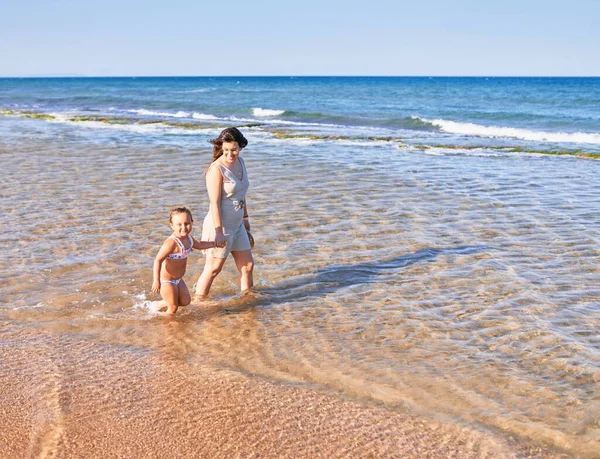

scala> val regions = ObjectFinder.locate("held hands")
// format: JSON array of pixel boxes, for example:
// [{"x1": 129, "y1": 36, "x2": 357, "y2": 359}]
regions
[
  {"x1": 214, "y1": 230, "x2": 227, "y2": 248},
  {"x1": 152, "y1": 280, "x2": 160, "y2": 294}
]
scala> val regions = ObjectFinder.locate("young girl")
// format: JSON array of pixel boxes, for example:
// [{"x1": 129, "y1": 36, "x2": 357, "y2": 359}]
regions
[{"x1": 152, "y1": 207, "x2": 217, "y2": 314}]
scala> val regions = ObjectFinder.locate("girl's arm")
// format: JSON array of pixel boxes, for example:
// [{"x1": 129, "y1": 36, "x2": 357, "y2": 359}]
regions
[
  {"x1": 192, "y1": 237, "x2": 216, "y2": 250},
  {"x1": 152, "y1": 238, "x2": 176, "y2": 293},
  {"x1": 206, "y1": 164, "x2": 227, "y2": 247}
]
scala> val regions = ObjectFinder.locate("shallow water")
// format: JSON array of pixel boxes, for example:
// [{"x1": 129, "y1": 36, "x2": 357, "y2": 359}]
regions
[
  {"x1": 2, "y1": 77, "x2": 600, "y2": 456},
  {"x1": 2, "y1": 115, "x2": 599, "y2": 456}
]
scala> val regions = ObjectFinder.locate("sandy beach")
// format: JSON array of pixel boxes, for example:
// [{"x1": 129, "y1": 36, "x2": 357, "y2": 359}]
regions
[{"x1": 1, "y1": 324, "x2": 566, "y2": 459}]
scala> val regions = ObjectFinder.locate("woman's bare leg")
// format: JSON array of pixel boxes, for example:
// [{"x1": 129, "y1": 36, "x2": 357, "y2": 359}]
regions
[
  {"x1": 231, "y1": 250, "x2": 254, "y2": 293},
  {"x1": 195, "y1": 256, "x2": 226, "y2": 297}
]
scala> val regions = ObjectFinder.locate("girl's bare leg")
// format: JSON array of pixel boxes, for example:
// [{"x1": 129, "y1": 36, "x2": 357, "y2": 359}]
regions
[
  {"x1": 195, "y1": 256, "x2": 226, "y2": 297},
  {"x1": 232, "y1": 250, "x2": 254, "y2": 293},
  {"x1": 159, "y1": 282, "x2": 179, "y2": 314},
  {"x1": 178, "y1": 279, "x2": 191, "y2": 306}
]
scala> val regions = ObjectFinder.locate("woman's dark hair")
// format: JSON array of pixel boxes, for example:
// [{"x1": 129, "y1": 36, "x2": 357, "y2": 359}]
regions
[{"x1": 210, "y1": 127, "x2": 248, "y2": 161}]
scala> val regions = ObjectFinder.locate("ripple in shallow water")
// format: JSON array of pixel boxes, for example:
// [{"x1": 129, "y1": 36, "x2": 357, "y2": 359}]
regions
[{"x1": 1, "y1": 130, "x2": 599, "y2": 456}]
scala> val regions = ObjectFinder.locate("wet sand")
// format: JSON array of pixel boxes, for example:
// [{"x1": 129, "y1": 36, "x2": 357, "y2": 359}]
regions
[{"x1": 1, "y1": 327, "x2": 565, "y2": 459}]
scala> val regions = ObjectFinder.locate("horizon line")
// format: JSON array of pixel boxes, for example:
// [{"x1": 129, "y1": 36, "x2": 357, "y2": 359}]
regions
[{"x1": 1, "y1": 74, "x2": 599, "y2": 79}]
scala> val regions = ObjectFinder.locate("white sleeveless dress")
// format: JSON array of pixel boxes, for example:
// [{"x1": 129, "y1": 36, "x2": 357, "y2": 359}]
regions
[{"x1": 201, "y1": 157, "x2": 251, "y2": 258}]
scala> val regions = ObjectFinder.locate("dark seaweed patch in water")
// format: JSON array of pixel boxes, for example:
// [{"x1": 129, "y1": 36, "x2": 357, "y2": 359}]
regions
[
  {"x1": 412, "y1": 143, "x2": 600, "y2": 159},
  {"x1": 271, "y1": 131, "x2": 401, "y2": 143},
  {"x1": 0, "y1": 110, "x2": 56, "y2": 120}
]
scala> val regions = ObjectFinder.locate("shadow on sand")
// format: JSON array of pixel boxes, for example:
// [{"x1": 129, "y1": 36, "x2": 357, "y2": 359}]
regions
[{"x1": 211, "y1": 245, "x2": 487, "y2": 313}]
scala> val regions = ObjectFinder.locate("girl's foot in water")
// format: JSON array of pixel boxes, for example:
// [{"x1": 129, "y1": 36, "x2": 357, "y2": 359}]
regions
[{"x1": 150, "y1": 300, "x2": 167, "y2": 312}]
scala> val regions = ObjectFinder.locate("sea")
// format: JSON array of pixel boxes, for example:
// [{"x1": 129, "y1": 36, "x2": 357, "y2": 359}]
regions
[{"x1": 1, "y1": 76, "x2": 599, "y2": 456}]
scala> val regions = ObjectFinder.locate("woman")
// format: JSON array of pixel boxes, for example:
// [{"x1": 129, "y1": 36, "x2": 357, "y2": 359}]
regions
[{"x1": 196, "y1": 127, "x2": 254, "y2": 297}]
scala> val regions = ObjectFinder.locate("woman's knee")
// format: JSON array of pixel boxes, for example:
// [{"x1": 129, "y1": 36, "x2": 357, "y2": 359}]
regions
[
  {"x1": 204, "y1": 260, "x2": 224, "y2": 277},
  {"x1": 240, "y1": 259, "x2": 254, "y2": 275}
]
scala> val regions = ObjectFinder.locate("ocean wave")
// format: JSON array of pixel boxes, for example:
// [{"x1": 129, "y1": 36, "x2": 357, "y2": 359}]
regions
[
  {"x1": 417, "y1": 117, "x2": 600, "y2": 145},
  {"x1": 126, "y1": 108, "x2": 218, "y2": 121},
  {"x1": 43, "y1": 112, "x2": 217, "y2": 135},
  {"x1": 62, "y1": 120, "x2": 209, "y2": 136},
  {"x1": 116, "y1": 107, "x2": 415, "y2": 131},
  {"x1": 177, "y1": 88, "x2": 217, "y2": 93},
  {"x1": 127, "y1": 109, "x2": 191, "y2": 118},
  {"x1": 252, "y1": 107, "x2": 286, "y2": 117},
  {"x1": 226, "y1": 115, "x2": 340, "y2": 128},
  {"x1": 192, "y1": 112, "x2": 219, "y2": 120}
]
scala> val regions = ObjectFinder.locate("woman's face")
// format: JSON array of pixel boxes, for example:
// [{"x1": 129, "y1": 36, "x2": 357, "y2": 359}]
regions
[{"x1": 221, "y1": 141, "x2": 241, "y2": 164}]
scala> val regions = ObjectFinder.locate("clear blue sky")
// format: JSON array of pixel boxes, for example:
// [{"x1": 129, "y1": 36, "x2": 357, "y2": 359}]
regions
[{"x1": 1, "y1": 0, "x2": 598, "y2": 76}]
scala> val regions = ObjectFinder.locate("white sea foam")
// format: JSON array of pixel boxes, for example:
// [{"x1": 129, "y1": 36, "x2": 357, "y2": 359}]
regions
[
  {"x1": 176, "y1": 88, "x2": 216, "y2": 93},
  {"x1": 418, "y1": 117, "x2": 600, "y2": 145},
  {"x1": 418, "y1": 146, "x2": 504, "y2": 158},
  {"x1": 127, "y1": 109, "x2": 191, "y2": 118},
  {"x1": 132, "y1": 298, "x2": 166, "y2": 317},
  {"x1": 228, "y1": 115, "x2": 341, "y2": 129},
  {"x1": 258, "y1": 136, "x2": 322, "y2": 146},
  {"x1": 192, "y1": 112, "x2": 219, "y2": 120},
  {"x1": 100, "y1": 107, "x2": 342, "y2": 129},
  {"x1": 56, "y1": 118, "x2": 211, "y2": 136},
  {"x1": 252, "y1": 107, "x2": 286, "y2": 117}
]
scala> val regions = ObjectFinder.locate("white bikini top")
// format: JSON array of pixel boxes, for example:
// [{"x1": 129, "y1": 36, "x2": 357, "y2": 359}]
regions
[{"x1": 166, "y1": 235, "x2": 193, "y2": 260}]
